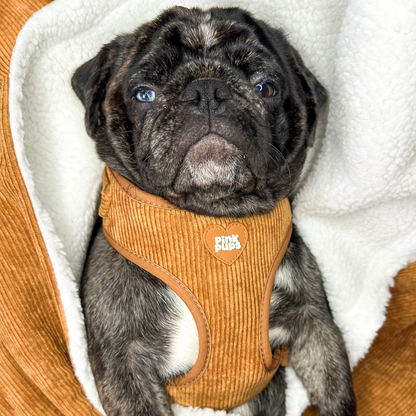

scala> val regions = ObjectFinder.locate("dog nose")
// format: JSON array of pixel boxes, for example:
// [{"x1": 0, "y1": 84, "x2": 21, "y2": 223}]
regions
[{"x1": 181, "y1": 78, "x2": 233, "y2": 113}]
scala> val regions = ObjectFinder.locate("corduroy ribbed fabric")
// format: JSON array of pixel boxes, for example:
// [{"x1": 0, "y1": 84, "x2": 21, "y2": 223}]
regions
[
  {"x1": 0, "y1": 1, "x2": 101, "y2": 414},
  {"x1": 99, "y1": 166, "x2": 293, "y2": 410}
]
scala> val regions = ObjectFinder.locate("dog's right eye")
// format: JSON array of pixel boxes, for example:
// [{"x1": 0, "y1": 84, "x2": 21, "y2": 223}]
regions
[
  {"x1": 136, "y1": 89, "x2": 155, "y2": 102},
  {"x1": 255, "y1": 82, "x2": 277, "y2": 98}
]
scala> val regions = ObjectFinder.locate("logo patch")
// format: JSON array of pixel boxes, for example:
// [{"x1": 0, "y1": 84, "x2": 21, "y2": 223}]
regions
[{"x1": 204, "y1": 223, "x2": 248, "y2": 265}]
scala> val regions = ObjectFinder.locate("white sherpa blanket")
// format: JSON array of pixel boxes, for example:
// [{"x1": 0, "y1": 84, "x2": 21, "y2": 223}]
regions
[{"x1": 9, "y1": 0, "x2": 416, "y2": 415}]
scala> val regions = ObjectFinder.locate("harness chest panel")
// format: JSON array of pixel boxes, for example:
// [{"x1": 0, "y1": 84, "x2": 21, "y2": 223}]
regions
[{"x1": 99, "y1": 166, "x2": 292, "y2": 410}]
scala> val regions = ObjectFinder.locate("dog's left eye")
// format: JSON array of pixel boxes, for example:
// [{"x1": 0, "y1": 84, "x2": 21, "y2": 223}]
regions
[
  {"x1": 255, "y1": 82, "x2": 277, "y2": 98},
  {"x1": 136, "y1": 89, "x2": 155, "y2": 102}
]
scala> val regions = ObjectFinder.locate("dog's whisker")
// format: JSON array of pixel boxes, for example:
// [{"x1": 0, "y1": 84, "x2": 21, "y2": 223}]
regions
[{"x1": 270, "y1": 144, "x2": 292, "y2": 188}]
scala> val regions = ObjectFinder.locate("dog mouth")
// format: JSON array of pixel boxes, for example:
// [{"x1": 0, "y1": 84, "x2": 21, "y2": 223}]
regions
[{"x1": 173, "y1": 133, "x2": 255, "y2": 196}]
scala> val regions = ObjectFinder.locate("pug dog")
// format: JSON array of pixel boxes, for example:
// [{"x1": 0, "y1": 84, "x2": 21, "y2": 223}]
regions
[{"x1": 72, "y1": 6, "x2": 356, "y2": 416}]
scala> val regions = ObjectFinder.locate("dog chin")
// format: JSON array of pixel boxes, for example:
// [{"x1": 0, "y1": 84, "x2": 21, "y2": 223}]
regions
[{"x1": 173, "y1": 134, "x2": 255, "y2": 195}]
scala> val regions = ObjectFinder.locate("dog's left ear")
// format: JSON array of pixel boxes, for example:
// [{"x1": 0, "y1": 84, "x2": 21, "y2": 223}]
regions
[{"x1": 286, "y1": 44, "x2": 328, "y2": 146}]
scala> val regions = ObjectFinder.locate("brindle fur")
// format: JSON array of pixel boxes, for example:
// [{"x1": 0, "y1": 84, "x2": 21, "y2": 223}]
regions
[{"x1": 74, "y1": 6, "x2": 356, "y2": 416}]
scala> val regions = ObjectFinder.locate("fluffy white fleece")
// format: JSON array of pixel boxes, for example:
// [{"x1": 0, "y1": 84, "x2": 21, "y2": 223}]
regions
[{"x1": 8, "y1": 0, "x2": 416, "y2": 415}]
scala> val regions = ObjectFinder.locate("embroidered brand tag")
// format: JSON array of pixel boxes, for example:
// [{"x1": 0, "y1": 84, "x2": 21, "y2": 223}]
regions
[{"x1": 204, "y1": 223, "x2": 248, "y2": 265}]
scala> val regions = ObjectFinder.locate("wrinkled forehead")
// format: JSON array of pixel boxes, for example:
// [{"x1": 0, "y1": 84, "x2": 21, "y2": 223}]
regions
[{"x1": 126, "y1": 8, "x2": 284, "y2": 85}]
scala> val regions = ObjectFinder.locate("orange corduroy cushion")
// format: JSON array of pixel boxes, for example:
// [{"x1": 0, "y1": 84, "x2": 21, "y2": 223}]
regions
[{"x1": 0, "y1": 1, "x2": 100, "y2": 414}]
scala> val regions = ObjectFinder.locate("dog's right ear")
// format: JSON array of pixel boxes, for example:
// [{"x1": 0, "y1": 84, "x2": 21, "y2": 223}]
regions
[{"x1": 71, "y1": 41, "x2": 120, "y2": 137}]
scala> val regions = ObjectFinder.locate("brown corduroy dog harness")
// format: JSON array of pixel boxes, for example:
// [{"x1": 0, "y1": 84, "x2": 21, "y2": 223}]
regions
[{"x1": 99, "y1": 166, "x2": 292, "y2": 410}]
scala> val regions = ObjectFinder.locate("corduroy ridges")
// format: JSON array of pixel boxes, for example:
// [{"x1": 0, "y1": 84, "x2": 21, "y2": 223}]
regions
[{"x1": 99, "y1": 166, "x2": 292, "y2": 410}]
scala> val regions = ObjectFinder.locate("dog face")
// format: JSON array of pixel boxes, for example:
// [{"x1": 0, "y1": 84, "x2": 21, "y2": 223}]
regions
[{"x1": 72, "y1": 6, "x2": 327, "y2": 216}]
